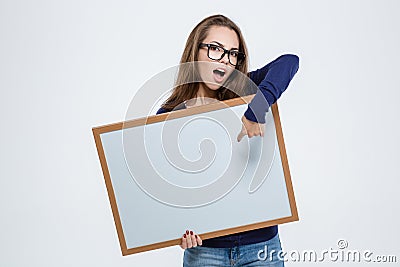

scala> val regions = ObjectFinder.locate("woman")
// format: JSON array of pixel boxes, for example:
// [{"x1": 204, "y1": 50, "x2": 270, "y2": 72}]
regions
[{"x1": 156, "y1": 14, "x2": 299, "y2": 266}]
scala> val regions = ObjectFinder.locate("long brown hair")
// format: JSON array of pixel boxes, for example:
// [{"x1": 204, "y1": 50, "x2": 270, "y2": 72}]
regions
[{"x1": 161, "y1": 14, "x2": 251, "y2": 111}]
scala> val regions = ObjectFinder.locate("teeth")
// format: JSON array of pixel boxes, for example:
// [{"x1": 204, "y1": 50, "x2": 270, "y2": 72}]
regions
[{"x1": 213, "y1": 69, "x2": 225, "y2": 76}]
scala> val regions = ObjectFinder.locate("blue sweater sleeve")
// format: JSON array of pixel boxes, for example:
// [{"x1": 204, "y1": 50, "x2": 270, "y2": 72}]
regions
[
  {"x1": 244, "y1": 54, "x2": 299, "y2": 123},
  {"x1": 156, "y1": 107, "x2": 168, "y2": 115}
]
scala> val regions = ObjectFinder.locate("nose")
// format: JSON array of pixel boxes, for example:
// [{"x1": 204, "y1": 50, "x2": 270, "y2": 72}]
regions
[{"x1": 219, "y1": 52, "x2": 229, "y2": 65}]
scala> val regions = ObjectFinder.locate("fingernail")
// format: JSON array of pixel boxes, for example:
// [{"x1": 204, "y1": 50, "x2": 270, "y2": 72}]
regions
[
  {"x1": 186, "y1": 230, "x2": 189, "y2": 235},
  {"x1": 183, "y1": 234, "x2": 186, "y2": 238},
  {"x1": 195, "y1": 235, "x2": 198, "y2": 238},
  {"x1": 190, "y1": 231, "x2": 193, "y2": 235}
]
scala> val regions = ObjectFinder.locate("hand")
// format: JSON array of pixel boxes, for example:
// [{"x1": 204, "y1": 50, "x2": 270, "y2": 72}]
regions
[
  {"x1": 237, "y1": 115, "x2": 265, "y2": 142},
  {"x1": 180, "y1": 230, "x2": 202, "y2": 249}
]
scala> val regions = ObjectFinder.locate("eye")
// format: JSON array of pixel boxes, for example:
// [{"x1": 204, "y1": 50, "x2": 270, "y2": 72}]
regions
[
  {"x1": 209, "y1": 44, "x2": 222, "y2": 51},
  {"x1": 230, "y1": 50, "x2": 239, "y2": 58}
]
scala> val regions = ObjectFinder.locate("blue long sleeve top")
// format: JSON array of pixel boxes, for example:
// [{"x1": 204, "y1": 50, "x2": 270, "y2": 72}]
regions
[
  {"x1": 156, "y1": 54, "x2": 299, "y2": 248},
  {"x1": 244, "y1": 54, "x2": 299, "y2": 123}
]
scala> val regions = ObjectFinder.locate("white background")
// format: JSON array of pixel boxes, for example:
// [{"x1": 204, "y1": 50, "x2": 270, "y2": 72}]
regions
[{"x1": 1, "y1": 0, "x2": 399, "y2": 266}]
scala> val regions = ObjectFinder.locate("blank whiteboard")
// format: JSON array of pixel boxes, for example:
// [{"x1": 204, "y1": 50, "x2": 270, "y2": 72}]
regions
[{"x1": 92, "y1": 95, "x2": 298, "y2": 255}]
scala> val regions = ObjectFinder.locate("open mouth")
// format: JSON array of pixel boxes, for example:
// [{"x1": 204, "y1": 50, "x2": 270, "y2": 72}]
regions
[
  {"x1": 212, "y1": 68, "x2": 226, "y2": 83},
  {"x1": 213, "y1": 69, "x2": 226, "y2": 77}
]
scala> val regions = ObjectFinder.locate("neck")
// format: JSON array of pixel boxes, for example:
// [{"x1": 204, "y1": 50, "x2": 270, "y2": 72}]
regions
[
  {"x1": 197, "y1": 83, "x2": 217, "y2": 99},
  {"x1": 185, "y1": 84, "x2": 219, "y2": 108}
]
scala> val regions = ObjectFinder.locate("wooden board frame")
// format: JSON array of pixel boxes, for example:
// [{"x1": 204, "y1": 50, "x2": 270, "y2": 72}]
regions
[{"x1": 92, "y1": 94, "x2": 298, "y2": 255}]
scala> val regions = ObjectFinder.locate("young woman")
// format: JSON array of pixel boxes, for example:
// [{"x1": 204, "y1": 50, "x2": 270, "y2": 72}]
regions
[{"x1": 156, "y1": 14, "x2": 299, "y2": 267}]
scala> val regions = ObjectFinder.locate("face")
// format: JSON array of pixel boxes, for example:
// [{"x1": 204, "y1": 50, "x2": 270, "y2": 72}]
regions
[{"x1": 197, "y1": 26, "x2": 240, "y2": 93}]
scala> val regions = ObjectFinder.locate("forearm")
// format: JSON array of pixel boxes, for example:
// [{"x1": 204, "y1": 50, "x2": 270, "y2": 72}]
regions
[{"x1": 244, "y1": 54, "x2": 299, "y2": 123}]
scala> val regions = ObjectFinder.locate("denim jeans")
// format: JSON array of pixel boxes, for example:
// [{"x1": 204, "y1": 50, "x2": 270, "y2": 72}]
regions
[{"x1": 183, "y1": 233, "x2": 284, "y2": 267}]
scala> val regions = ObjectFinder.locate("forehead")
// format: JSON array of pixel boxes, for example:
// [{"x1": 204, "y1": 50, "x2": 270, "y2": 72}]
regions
[{"x1": 203, "y1": 26, "x2": 239, "y2": 49}]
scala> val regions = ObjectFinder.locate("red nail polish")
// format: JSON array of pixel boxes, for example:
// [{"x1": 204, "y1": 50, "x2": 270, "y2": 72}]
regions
[
  {"x1": 190, "y1": 231, "x2": 193, "y2": 235},
  {"x1": 183, "y1": 234, "x2": 186, "y2": 238},
  {"x1": 186, "y1": 230, "x2": 189, "y2": 235}
]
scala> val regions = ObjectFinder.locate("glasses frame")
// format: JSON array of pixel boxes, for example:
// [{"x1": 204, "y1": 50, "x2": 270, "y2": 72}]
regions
[{"x1": 199, "y1": 43, "x2": 246, "y2": 66}]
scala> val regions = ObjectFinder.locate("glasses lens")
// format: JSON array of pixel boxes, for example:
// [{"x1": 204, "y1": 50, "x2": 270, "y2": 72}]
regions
[
  {"x1": 231, "y1": 52, "x2": 245, "y2": 66},
  {"x1": 229, "y1": 51, "x2": 238, "y2": 66},
  {"x1": 208, "y1": 45, "x2": 224, "y2": 60}
]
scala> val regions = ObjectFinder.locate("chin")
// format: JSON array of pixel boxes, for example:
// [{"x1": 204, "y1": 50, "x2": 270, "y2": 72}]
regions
[{"x1": 204, "y1": 82, "x2": 221, "y2": 91}]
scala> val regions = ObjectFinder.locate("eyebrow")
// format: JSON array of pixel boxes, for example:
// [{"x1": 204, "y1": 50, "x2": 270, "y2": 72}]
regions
[{"x1": 210, "y1": 41, "x2": 239, "y2": 50}]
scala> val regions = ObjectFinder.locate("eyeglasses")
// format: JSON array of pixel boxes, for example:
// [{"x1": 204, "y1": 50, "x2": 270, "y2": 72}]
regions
[{"x1": 199, "y1": 43, "x2": 246, "y2": 66}]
